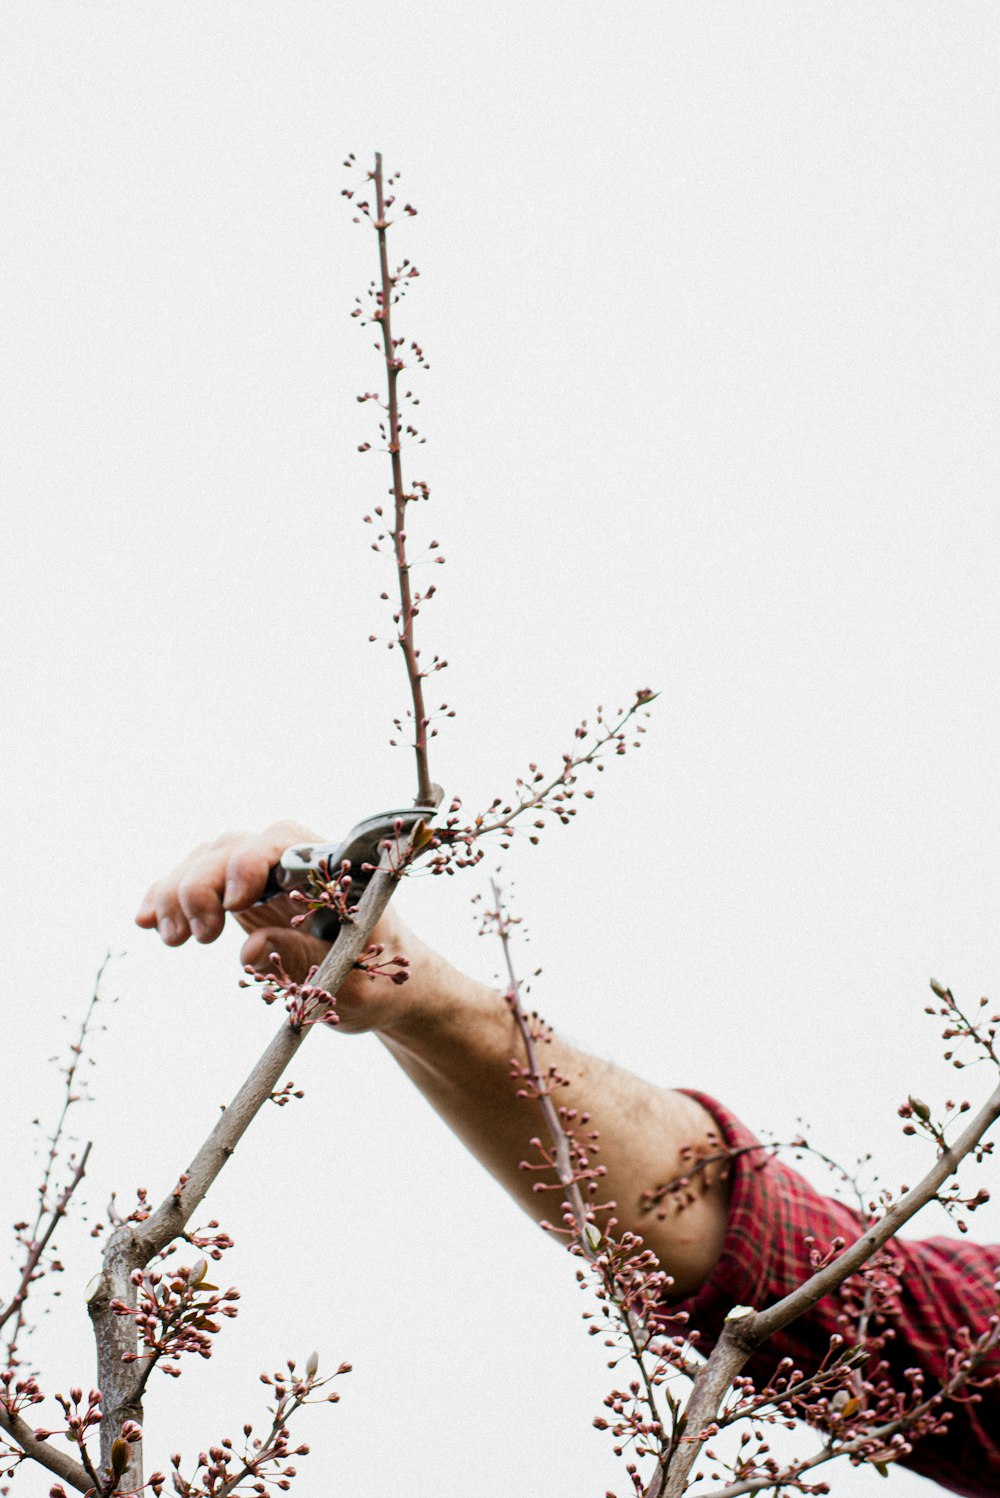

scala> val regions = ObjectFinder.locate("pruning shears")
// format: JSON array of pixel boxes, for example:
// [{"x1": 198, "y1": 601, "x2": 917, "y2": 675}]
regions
[{"x1": 260, "y1": 800, "x2": 440, "y2": 941}]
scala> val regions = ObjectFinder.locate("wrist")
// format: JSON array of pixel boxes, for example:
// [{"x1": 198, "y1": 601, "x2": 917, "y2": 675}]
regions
[{"x1": 373, "y1": 929, "x2": 511, "y2": 1059}]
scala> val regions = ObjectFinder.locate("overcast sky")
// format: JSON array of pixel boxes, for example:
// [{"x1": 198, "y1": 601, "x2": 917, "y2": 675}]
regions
[{"x1": 2, "y1": 5, "x2": 999, "y2": 1496}]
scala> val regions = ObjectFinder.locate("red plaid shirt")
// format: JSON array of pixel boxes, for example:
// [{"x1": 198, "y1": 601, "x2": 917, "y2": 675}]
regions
[{"x1": 671, "y1": 1093, "x2": 1000, "y2": 1495}]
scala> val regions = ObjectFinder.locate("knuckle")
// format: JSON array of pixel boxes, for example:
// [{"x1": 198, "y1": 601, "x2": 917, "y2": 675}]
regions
[
  {"x1": 227, "y1": 845, "x2": 264, "y2": 879},
  {"x1": 267, "y1": 819, "x2": 317, "y2": 841},
  {"x1": 154, "y1": 881, "x2": 177, "y2": 914},
  {"x1": 211, "y1": 830, "x2": 245, "y2": 851},
  {"x1": 177, "y1": 874, "x2": 213, "y2": 916}
]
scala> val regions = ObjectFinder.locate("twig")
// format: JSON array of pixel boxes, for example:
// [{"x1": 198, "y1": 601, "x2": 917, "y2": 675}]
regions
[
  {"x1": 2, "y1": 955, "x2": 109, "y2": 1362},
  {"x1": 0, "y1": 1144, "x2": 91, "y2": 1363},
  {"x1": 696, "y1": 1316, "x2": 1000, "y2": 1497},
  {"x1": 492, "y1": 880, "x2": 591, "y2": 1238},
  {"x1": 643, "y1": 1139, "x2": 869, "y2": 1221},
  {"x1": 472, "y1": 697, "x2": 651, "y2": 840},
  {"x1": 77, "y1": 1434, "x2": 105, "y2": 1496}
]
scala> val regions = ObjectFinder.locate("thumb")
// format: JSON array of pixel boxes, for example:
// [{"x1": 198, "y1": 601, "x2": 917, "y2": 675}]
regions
[{"x1": 240, "y1": 926, "x2": 330, "y2": 984}]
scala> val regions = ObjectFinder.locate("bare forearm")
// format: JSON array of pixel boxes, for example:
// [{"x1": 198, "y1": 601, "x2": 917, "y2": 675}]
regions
[
  {"x1": 377, "y1": 937, "x2": 729, "y2": 1298},
  {"x1": 136, "y1": 830, "x2": 730, "y2": 1299}
]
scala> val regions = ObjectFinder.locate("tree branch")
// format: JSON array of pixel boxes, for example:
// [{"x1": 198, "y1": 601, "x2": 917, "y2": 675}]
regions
[
  {"x1": 695, "y1": 1314, "x2": 1000, "y2": 1498},
  {"x1": 656, "y1": 1077, "x2": 1000, "y2": 1498},
  {"x1": 87, "y1": 857, "x2": 402, "y2": 1489},
  {"x1": 372, "y1": 150, "x2": 434, "y2": 807},
  {"x1": 0, "y1": 1404, "x2": 91, "y2": 1494},
  {"x1": 471, "y1": 696, "x2": 651, "y2": 840}
]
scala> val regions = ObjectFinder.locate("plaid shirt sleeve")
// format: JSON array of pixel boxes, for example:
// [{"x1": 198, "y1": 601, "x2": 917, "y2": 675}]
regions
[{"x1": 669, "y1": 1091, "x2": 1000, "y2": 1497}]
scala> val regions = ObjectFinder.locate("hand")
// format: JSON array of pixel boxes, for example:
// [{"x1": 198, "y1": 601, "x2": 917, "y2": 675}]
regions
[{"x1": 134, "y1": 821, "x2": 422, "y2": 1033}]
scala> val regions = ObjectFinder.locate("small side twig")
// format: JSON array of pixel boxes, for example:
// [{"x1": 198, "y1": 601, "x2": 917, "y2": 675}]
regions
[
  {"x1": 1, "y1": 956, "x2": 109, "y2": 1364},
  {"x1": 1, "y1": 1143, "x2": 92, "y2": 1366}
]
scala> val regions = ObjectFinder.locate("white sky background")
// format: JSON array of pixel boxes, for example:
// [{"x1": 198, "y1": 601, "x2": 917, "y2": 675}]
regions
[{"x1": 2, "y1": 4, "x2": 999, "y2": 1495}]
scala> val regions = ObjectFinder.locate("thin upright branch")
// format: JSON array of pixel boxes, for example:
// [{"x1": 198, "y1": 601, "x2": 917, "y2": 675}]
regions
[
  {"x1": 372, "y1": 150, "x2": 434, "y2": 807},
  {"x1": 489, "y1": 882, "x2": 685, "y2": 1464},
  {"x1": 491, "y1": 879, "x2": 591, "y2": 1238}
]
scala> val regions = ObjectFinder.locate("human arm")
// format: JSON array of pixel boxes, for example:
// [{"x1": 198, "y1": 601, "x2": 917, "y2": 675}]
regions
[{"x1": 135, "y1": 823, "x2": 730, "y2": 1298}]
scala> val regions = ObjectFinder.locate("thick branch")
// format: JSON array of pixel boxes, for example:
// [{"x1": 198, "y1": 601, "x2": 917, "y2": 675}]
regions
[
  {"x1": 139, "y1": 862, "x2": 398, "y2": 1256},
  {"x1": 87, "y1": 860, "x2": 401, "y2": 1488},
  {"x1": 657, "y1": 1078, "x2": 1000, "y2": 1498},
  {"x1": 0, "y1": 1404, "x2": 91, "y2": 1494}
]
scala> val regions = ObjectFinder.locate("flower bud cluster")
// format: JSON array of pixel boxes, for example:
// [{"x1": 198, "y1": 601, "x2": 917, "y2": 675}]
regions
[
  {"x1": 0, "y1": 1368, "x2": 43, "y2": 1421},
  {"x1": 268, "y1": 1080, "x2": 306, "y2": 1108},
  {"x1": 183, "y1": 1222, "x2": 235, "y2": 1263},
  {"x1": 288, "y1": 860, "x2": 355, "y2": 934},
  {"x1": 110, "y1": 1261, "x2": 240, "y2": 1379},
  {"x1": 51, "y1": 1385, "x2": 104, "y2": 1448},
  {"x1": 925, "y1": 980, "x2": 1000, "y2": 1069},
  {"x1": 167, "y1": 1354, "x2": 350, "y2": 1497},
  {"x1": 240, "y1": 954, "x2": 337, "y2": 1031},
  {"x1": 353, "y1": 943, "x2": 411, "y2": 986}
]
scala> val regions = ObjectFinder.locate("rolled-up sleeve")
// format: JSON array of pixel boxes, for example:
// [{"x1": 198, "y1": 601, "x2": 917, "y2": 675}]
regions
[{"x1": 666, "y1": 1091, "x2": 1000, "y2": 1496}]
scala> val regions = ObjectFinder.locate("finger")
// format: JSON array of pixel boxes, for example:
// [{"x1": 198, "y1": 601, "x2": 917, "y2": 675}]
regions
[
  {"x1": 222, "y1": 821, "x2": 321, "y2": 912},
  {"x1": 178, "y1": 858, "x2": 229, "y2": 943},
  {"x1": 153, "y1": 880, "x2": 192, "y2": 946},
  {"x1": 146, "y1": 839, "x2": 235, "y2": 945},
  {"x1": 240, "y1": 926, "x2": 330, "y2": 985},
  {"x1": 135, "y1": 823, "x2": 320, "y2": 947},
  {"x1": 135, "y1": 883, "x2": 159, "y2": 929}
]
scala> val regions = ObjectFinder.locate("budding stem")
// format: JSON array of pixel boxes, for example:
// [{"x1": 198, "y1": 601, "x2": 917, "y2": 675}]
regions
[{"x1": 373, "y1": 151, "x2": 434, "y2": 807}]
